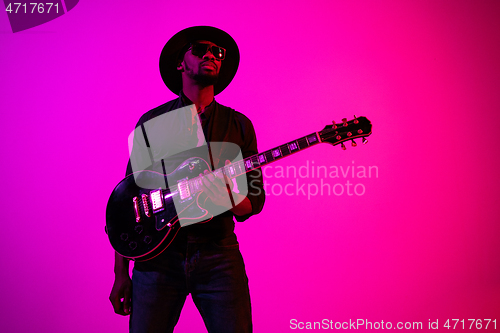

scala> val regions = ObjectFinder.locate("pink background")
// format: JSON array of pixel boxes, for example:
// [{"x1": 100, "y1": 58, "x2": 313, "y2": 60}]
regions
[{"x1": 1, "y1": 0, "x2": 499, "y2": 331}]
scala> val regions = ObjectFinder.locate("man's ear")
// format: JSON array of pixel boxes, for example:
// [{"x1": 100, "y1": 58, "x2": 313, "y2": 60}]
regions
[{"x1": 177, "y1": 60, "x2": 184, "y2": 72}]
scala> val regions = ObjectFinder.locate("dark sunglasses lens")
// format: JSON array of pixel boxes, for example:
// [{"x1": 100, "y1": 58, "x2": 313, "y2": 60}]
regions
[
  {"x1": 191, "y1": 44, "x2": 209, "y2": 57},
  {"x1": 211, "y1": 46, "x2": 225, "y2": 60}
]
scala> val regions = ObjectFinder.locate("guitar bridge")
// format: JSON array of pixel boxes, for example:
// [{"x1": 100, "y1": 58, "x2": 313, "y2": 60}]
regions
[
  {"x1": 141, "y1": 194, "x2": 151, "y2": 217},
  {"x1": 133, "y1": 197, "x2": 141, "y2": 223}
]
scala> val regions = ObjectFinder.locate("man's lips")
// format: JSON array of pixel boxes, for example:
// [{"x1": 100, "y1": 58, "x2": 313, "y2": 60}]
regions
[{"x1": 201, "y1": 62, "x2": 217, "y2": 70}]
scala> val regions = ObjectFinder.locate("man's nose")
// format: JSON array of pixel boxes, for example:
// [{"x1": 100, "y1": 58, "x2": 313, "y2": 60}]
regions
[{"x1": 203, "y1": 51, "x2": 216, "y2": 60}]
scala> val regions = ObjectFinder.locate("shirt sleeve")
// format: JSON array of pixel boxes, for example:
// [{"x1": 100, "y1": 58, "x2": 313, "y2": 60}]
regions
[{"x1": 233, "y1": 115, "x2": 266, "y2": 222}]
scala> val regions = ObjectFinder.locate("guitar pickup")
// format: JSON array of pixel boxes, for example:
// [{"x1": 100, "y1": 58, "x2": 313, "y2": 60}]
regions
[
  {"x1": 150, "y1": 189, "x2": 164, "y2": 213},
  {"x1": 177, "y1": 179, "x2": 191, "y2": 200}
]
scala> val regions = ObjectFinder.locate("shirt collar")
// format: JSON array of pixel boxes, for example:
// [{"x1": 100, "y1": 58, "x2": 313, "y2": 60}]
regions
[{"x1": 179, "y1": 90, "x2": 215, "y2": 120}]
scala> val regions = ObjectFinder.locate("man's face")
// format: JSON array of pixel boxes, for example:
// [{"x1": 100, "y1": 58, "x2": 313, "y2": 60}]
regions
[{"x1": 177, "y1": 40, "x2": 223, "y2": 87}]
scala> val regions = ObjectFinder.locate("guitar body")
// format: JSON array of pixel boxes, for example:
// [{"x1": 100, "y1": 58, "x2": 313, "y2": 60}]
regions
[{"x1": 106, "y1": 157, "x2": 213, "y2": 261}]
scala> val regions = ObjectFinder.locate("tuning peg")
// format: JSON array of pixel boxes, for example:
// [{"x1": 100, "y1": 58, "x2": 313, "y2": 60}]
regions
[
  {"x1": 351, "y1": 140, "x2": 357, "y2": 147},
  {"x1": 341, "y1": 142, "x2": 346, "y2": 150},
  {"x1": 353, "y1": 115, "x2": 359, "y2": 124},
  {"x1": 332, "y1": 120, "x2": 337, "y2": 129},
  {"x1": 362, "y1": 137, "x2": 368, "y2": 144},
  {"x1": 342, "y1": 118, "x2": 348, "y2": 127}
]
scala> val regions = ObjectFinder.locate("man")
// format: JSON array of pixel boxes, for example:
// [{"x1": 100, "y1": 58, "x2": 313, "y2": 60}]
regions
[{"x1": 109, "y1": 26, "x2": 265, "y2": 333}]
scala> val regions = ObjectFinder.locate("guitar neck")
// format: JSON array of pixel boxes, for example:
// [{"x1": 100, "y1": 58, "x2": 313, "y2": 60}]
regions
[{"x1": 186, "y1": 132, "x2": 321, "y2": 194}]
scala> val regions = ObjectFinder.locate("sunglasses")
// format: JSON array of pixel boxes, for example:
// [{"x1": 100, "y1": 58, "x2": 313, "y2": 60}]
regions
[{"x1": 189, "y1": 42, "x2": 226, "y2": 61}]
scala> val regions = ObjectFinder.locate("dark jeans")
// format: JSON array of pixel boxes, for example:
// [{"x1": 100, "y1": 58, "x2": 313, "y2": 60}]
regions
[{"x1": 130, "y1": 234, "x2": 252, "y2": 333}]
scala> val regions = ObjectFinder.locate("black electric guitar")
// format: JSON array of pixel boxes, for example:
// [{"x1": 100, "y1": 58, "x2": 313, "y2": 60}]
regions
[{"x1": 106, "y1": 116, "x2": 372, "y2": 261}]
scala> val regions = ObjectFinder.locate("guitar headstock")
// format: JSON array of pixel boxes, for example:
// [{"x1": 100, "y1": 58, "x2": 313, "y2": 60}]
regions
[{"x1": 319, "y1": 116, "x2": 372, "y2": 149}]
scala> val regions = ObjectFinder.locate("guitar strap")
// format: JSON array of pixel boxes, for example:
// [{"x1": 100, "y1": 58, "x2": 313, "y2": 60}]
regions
[{"x1": 140, "y1": 123, "x2": 167, "y2": 175}]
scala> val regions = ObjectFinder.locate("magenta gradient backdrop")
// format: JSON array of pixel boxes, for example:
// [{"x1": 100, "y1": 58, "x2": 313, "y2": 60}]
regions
[{"x1": 1, "y1": 1, "x2": 499, "y2": 332}]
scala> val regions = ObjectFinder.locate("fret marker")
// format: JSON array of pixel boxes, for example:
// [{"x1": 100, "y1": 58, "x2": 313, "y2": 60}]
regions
[
  {"x1": 289, "y1": 142, "x2": 298, "y2": 151},
  {"x1": 272, "y1": 149, "x2": 281, "y2": 158},
  {"x1": 245, "y1": 160, "x2": 252, "y2": 169},
  {"x1": 258, "y1": 154, "x2": 266, "y2": 163},
  {"x1": 307, "y1": 135, "x2": 317, "y2": 144}
]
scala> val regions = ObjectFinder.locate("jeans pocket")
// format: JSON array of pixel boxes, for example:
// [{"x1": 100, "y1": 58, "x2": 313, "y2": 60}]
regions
[{"x1": 211, "y1": 234, "x2": 240, "y2": 250}]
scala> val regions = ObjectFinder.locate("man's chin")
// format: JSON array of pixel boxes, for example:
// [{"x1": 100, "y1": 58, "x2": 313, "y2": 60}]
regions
[{"x1": 194, "y1": 73, "x2": 219, "y2": 87}]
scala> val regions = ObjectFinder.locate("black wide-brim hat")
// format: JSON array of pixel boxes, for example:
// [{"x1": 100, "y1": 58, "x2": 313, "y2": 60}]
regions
[{"x1": 159, "y1": 26, "x2": 240, "y2": 96}]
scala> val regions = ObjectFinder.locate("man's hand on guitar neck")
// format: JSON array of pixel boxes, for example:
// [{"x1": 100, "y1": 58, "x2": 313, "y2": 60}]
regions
[{"x1": 200, "y1": 160, "x2": 253, "y2": 217}]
